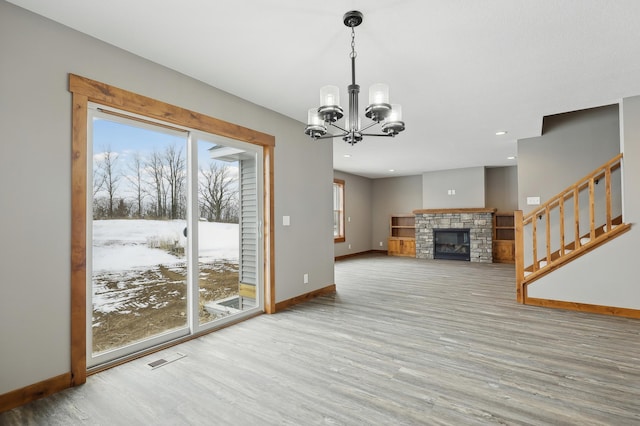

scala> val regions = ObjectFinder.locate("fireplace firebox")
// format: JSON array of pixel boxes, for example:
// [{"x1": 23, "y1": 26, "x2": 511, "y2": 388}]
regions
[{"x1": 433, "y1": 229, "x2": 471, "y2": 261}]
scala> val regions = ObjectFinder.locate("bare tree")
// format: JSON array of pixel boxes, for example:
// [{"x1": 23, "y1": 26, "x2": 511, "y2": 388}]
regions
[
  {"x1": 92, "y1": 155, "x2": 108, "y2": 220},
  {"x1": 199, "y1": 162, "x2": 237, "y2": 222},
  {"x1": 96, "y1": 147, "x2": 120, "y2": 218},
  {"x1": 146, "y1": 150, "x2": 167, "y2": 218},
  {"x1": 92, "y1": 197, "x2": 108, "y2": 220},
  {"x1": 92, "y1": 168, "x2": 106, "y2": 199},
  {"x1": 163, "y1": 145, "x2": 186, "y2": 220},
  {"x1": 126, "y1": 152, "x2": 146, "y2": 218},
  {"x1": 114, "y1": 198, "x2": 130, "y2": 218},
  {"x1": 223, "y1": 195, "x2": 240, "y2": 223}
]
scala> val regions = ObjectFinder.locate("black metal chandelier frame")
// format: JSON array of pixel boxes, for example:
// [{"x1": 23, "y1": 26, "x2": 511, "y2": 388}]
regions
[{"x1": 305, "y1": 10, "x2": 405, "y2": 145}]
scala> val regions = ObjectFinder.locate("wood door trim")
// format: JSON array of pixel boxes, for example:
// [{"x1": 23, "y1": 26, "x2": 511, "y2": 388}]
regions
[
  {"x1": 70, "y1": 92, "x2": 88, "y2": 386},
  {"x1": 69, "y1": 75, "x2": 274, "y2": 147}
]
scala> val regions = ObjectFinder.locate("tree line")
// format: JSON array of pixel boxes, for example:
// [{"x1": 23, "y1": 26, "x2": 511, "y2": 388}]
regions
[{"x1": 93, "y1": 144, "x2": 239, "y2": 223}]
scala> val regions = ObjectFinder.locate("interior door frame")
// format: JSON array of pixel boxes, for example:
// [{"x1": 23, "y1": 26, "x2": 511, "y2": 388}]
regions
[{"x1": 70, "y1": 73, "x2": 275, "y2": 385}]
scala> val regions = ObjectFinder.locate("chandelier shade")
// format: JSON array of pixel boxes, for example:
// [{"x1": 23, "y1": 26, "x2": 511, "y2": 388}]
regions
[
  {"x1": 368, "y1": 83, "x2": 389, "y2": 106},
  {"x1": 320, "y1": 85, "x2": 341, "y2": 110},
  {"x1": 304, "y1": 10, "x2": 406, "y2": 145},
  {"x1": 306, "y1": 108, "x2": 326, "y2": 138}
]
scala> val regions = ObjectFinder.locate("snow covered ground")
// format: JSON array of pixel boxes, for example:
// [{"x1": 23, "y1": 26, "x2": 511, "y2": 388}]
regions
[
  {"x1": 92, "y1": 219, "x2": 239, "y2": 315},
  {"x1": 92, "y1": 219, "x2": 239, "y2": 272}
]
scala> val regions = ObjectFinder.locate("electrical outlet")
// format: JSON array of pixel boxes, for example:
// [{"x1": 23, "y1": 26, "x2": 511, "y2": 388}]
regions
[
  {"x1": 379, "y1": 241, "x2": 383, "y2": 247},
  {"x1": 303, "y1": 273, "x2": 309, "y2": 284},
  {"x1": 348, "y1": 244, "x2": 352, "y2": 249}
]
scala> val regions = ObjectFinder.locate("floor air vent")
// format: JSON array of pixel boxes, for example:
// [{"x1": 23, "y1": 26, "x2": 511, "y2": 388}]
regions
[{"x1": 146, "y1": 352, "x2": 186, "y2": 370}]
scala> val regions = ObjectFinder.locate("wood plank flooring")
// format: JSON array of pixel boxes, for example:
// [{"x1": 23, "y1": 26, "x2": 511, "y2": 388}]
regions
[{"x1": 2, "y1": 253, "x2": 640, "y2": 425}]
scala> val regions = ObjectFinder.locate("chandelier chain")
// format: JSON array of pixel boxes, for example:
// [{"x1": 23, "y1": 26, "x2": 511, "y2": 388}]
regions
[{"x1": 350, "y1": 26, "x2": 357, "y2": 59}]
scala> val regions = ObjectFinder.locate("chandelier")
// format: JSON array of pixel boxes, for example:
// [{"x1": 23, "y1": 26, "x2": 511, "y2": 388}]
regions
[{"x1": 305, "y1": 10, "x2": 405, "y2": 145}]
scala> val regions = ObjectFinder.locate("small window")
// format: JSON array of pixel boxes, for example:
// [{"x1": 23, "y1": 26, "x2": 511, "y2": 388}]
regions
[{"x1": 333, "y1": 179, "x2": 345, "y2": 243}]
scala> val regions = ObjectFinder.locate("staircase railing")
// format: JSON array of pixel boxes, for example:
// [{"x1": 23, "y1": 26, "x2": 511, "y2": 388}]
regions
[{"x1": 515, "y1": 153, "x2": 630, "y2": 303}]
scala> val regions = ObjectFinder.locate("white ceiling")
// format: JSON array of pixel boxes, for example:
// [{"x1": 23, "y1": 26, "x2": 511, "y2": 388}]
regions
[{"x1": 9, "y1": 0, "x2": 640, "y2": 178}]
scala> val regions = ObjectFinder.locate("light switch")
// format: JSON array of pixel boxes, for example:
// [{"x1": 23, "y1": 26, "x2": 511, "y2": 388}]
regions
[
  {"x1": 283, "y1": 216, "x2": 290, "y2": 226},
  {"x1": 527, "y1": 197, "x2": 541, "y2": 205}
]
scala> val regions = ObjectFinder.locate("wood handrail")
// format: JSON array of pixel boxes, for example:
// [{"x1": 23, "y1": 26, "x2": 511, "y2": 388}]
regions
[
  {"x1": 522, "y1": 160, "x2": 623, "y2": 227},
  {"x1": 515, "y1": 153, "x2": 627, "y2": 300},
  {"x1": 522, "y1": 153, "x2": 622, "y2": 222}
]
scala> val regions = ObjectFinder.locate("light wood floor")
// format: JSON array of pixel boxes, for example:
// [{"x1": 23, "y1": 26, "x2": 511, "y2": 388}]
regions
[{"x1": 3, "y1": 253, "x2": 640, "y2": 425}]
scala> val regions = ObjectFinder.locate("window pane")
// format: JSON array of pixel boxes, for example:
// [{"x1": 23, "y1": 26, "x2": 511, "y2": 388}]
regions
[
  {"x1": 91, "y1": 116, "x2": 188, "y2": 356},
  {"x1": 197, "y1": 140, "x2": 259, "y2": 325}
]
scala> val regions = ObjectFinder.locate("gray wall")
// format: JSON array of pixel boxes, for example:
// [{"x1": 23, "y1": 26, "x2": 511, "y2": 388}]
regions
[
  {"x1": 527, "y1": 98, "x2": 640, "y2": 310},
  {"x1": 517, "y1": 105, "x2": 620, "y2": 214},
  {"x1": 0, "y1": 1, "x2": 334, "y2": 395},
  {"x1": 371, "y1": 176, "x2": 423, "y2": 250},
  {"x1": 362, "y1": 168, "x2": 516, "y2": 253},
  {"x1": 517, "y1": 105, "x2": 622, "y2": 263},
  {"x1": 485, "y1": 166, "x2": 518, "y2": 212},
  {"x1": 333, "y1": 171, "x2": 373, "y2": 257},
  {"x1": 422, "y1": 167, "x2": 486, "y2": 209}
]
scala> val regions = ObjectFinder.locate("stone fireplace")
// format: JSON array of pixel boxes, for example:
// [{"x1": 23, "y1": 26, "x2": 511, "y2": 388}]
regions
[{"x1": 413, "y1": 208, "x2": 495, "y2": 263}]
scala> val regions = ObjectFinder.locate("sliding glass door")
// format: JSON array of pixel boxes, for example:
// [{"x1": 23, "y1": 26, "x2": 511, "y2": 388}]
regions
[
  {"x1": 87, "y1": 105, "x2": 262, "y2": 367},
  {"x1": 193, "y1": 137, "x2": 259, "y2": 326}
]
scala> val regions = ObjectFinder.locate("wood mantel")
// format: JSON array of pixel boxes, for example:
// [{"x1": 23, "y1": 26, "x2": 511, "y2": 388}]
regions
[{"x1": 413, "y1": 208, "x2": 497, "y2": 215}]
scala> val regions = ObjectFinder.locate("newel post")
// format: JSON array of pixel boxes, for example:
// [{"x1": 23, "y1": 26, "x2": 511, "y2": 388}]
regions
[{"x1": 514, "y1": 210, "x2": 525, "y2": 304}]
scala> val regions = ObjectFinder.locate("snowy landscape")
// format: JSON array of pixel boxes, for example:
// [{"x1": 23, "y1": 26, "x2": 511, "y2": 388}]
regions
[
  {"x1": 88, "y1": 118, "x2": 250, "y2": 353},
  {"x1": 91, "y1": 219, "x2": 240, "y2": 353}
]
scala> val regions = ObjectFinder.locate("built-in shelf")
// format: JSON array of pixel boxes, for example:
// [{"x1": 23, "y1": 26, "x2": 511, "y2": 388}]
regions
[
  {"x1": 493, "y1": 212, "x2": 515, "y2": 263},
  {"x1": 389, "y1": 214, "x2": 416, "y2": 257}
]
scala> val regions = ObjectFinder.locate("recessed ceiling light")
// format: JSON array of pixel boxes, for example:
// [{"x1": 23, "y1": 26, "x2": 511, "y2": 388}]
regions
[
  {"x1": 343, "y1": 154, "x2": 351, "y2": 158},
  {"x1": 507, "y1": 156, "x2": 516, "y2": 160},
  {"x1": 496, "y1": 131, "x2": 508, "y2": 136},
  {"x1": 389, "y1": 169, "x2": 395, "y2": 172}
]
